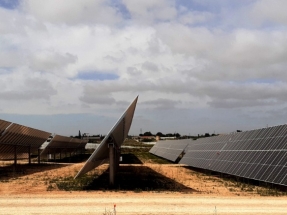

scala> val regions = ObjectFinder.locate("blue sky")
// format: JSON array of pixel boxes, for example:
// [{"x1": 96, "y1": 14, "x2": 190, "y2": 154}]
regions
[
  {"x1": 0, "y1": 0, "x2": 19, "y2": 9},
  {"x1": 1, "y1": 0, "x2": 287, "y2": 136},
  {"x1": 76, "y1": 71, "x2": 119, "y2": 81}
]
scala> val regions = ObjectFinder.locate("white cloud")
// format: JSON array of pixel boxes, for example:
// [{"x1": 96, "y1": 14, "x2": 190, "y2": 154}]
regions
[
  {"x1": 29, "y1": 51, "x2": 77, "y2": 72},
  {"x1": 21, "y1": 0, "x2": 122, "y2": 25},
  {"x1": 179, "y1": 11, "x2": 214, "y2": 25},
  {"x1": 214, "y1": 29, "x2": 287, "y2": 69},
  {"x1": 141, "y1": 98, "x2": 182, "y2": 110},
  {"x1": 251, "y1": 0, "x2": 287, "y2": 25},
  {"x1": 79, "y1": 85, "x2": 116, "y2": 105},
  {"x1": 141, "y1": 61, "x2": 159, "y2": 71},
  {"x1": 0, "y1": 7, "x2": 30, "y2": 34},
  {"x1": 155, "y1": 23, "x2": 215, "y2": 56},
  {"x1": 122, "y1": 0, "x2": 177, "y2": 24}
]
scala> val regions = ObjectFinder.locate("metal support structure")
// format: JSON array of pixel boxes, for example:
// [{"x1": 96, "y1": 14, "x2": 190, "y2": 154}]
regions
[
  {"x1": 38, "y1": 149, "x2": 41, "y2": 164},
  {"x1": 13, "y1": 145, "x2": 17, "y2": 172},
  {"x1": 28, "y1": 146, "x2": 31, "y2": 165},
  {"x1": 14, "y1": 145, "x2": 17, "y2": 164},
  {"x1": 115, "y1": 147, "x2": 120, "y2": 173},
  {"x1": 109, "y1": 143, "x2": 116, "y2": 186}
]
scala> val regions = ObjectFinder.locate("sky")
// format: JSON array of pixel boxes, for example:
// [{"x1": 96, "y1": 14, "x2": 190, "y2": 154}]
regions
[{"x1": 1, "y1": 0, "x2": 287, "y2": 136}]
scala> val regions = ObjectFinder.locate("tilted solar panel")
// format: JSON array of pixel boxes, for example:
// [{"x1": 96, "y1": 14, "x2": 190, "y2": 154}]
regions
[
  {"x1": 179, "y1": 124, "x2": 287, "y2": 186},
  {"x1": 75, "y1": 96, "x2": 138, "y2": 178},
  {"x1": 149, "y1": 139, "x2": 190, "y2": 162}
]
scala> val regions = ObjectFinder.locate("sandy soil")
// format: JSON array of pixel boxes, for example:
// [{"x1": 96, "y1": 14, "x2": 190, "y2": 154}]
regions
[
  {"x1": 0, "y1": 162, "x2": 287, "y2": 214},
  {"x1": 1, "y1": 192, "x2": 287, "y2": 215}
]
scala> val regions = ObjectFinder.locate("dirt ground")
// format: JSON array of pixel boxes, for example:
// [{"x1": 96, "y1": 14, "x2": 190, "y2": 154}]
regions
[{"x1": 0, "y1": 161, "x2": 287, "y2": 214}]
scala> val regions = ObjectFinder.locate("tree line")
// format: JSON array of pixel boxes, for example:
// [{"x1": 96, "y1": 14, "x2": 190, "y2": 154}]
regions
[{"x1": 139, "y1": 131, "x2": 218, "y2": 139}]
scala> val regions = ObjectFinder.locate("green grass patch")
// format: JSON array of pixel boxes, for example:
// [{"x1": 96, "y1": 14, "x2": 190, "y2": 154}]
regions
[{"x1": 121, "y1": 147, "x2": 172, "y2": 164}]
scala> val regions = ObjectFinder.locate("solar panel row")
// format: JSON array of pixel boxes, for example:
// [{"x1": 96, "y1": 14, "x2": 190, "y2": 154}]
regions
[
  {"x1": 149, "y1": 139, "x2": 190, "y2": 162},
  {"x1": 0, "y1": 118, "x2": 90, "y2": 164},
  {"x1": 0, "y1": 119, "x2": 51, "y2": 160},
  {"x1": 179, "y1": 124, "x2": 287, "y2": 186},
  {"x1": 41, "y1": 134, "x2": 88, "y2": 156}
]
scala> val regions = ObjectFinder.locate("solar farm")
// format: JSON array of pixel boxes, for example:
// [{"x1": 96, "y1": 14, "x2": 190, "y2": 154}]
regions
[{"x1": 1, "y1": 96, "x2": 287, "y2": 214}]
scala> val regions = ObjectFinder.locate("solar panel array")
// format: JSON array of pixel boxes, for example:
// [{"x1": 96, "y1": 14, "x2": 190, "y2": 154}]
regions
[
  {"x1": 149, "y1": 139, "x2": 190, "y2": 162},
  {"x1": 41, "y1": 134, "x2": 88, "y2": 156},
  {"x1": 0, "y1": 119, "x2": 51, "y2": 159},
  {"x1": 179, "y1": 124, "x2": 287, "y2": 186}
]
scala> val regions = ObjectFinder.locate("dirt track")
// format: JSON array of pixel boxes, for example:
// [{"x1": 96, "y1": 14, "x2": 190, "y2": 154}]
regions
[{"x1": 1, "y1": 192, "x2": 287, "y2": 215}]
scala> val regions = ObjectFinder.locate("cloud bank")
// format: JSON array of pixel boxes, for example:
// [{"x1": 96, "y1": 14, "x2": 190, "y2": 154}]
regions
[{"x1": 0, "y1": 0, "x2": 287, "y2": 135}]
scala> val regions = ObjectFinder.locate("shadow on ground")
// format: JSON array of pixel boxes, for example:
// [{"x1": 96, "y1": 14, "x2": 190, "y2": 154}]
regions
[
  {"x1": 50, "y1": 152, "x2": 193, "y2": 192},
  {"x1": 0, "y1": 153, "x2": 90, "y2": 179},
  {"x1": 120, "y1": 153, "x2": 143, "y2": 164},
  {"x1": 0, "y1": 163, "x2": 69, "y2": 179},
  {"x1": 83, "y1": 165, "x2": 195, "y2": 192}
]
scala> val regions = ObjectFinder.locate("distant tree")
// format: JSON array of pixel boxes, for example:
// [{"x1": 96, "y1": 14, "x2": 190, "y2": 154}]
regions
[
  {"x1": 143, "y1": 131, "x2": 153, "y2": 136},
  {"x1": 156, "y1": 132, "x2": 164, "y2": 137},
  {"x1": 78, "y1": 130, "x2": 82, "y2": 139},
  {"x1": 204, "y1": 133, "x2": 210, "y2": 137},
  {"x1": 175, "y1": 133, "x2": 181, "y2": 138},
  {"x1": 166, "y1": 133, "x2": 173, "y2": 137}
]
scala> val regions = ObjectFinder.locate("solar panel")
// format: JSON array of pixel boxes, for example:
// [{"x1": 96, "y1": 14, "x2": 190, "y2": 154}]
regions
[
  {"x1": 149, "y1": 139, "x2": 190, "y2": 162},
  {"x1": 41, "y1": 134, "x2": 88, "y2": 156},
  {"x1": 0, "y1": 119, "x2": 51, "y2": 160},
  {"x1": 0, "y1": 119, "x2": 12, "y2": 134},
  {"x1": 75, "y1": 96, "x2": 138, "y2": 178},
  {"x1": 179, "y1": 124, "x2": 287, "y2": 186}
]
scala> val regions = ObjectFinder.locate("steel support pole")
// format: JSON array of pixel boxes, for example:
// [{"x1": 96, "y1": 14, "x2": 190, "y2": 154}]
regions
[
  {"x1": 13, "y1": 145, "x2": 17, "y2": 173},
  {"x1": 14, "y1": 146, "x2": 17, "y2": 165},
  {"x1": 38, "y1": 149, "x2": 41, "y2": 164},
  {"x1": 109, "y1": 143, "x2": 115, "y2": 187},
  {"x1": 28, "y1": 146, "x2": 31, "y2": 165},
  {"x1": 115, "y1": 148, "x2": 119, "y2": 173}
]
